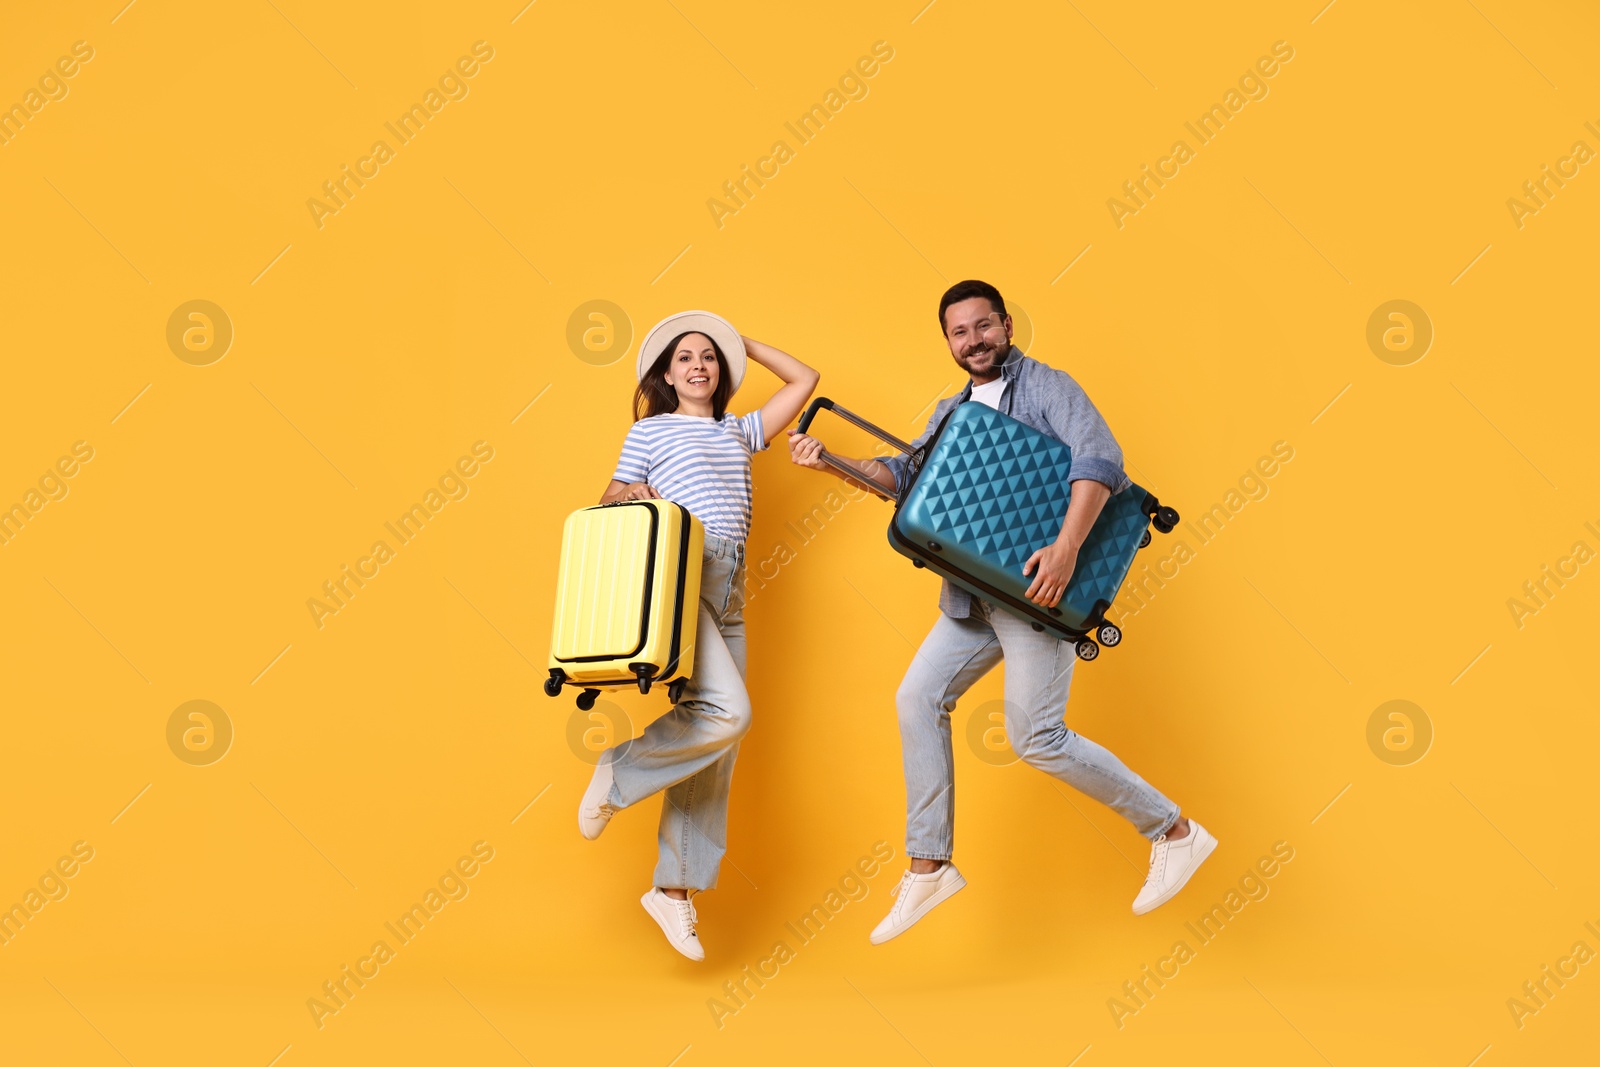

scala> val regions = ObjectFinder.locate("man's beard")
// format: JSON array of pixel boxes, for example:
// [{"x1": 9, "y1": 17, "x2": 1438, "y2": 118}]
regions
[{"x1": 958, "y1": 343, "x2": 1004, "y2": 372}]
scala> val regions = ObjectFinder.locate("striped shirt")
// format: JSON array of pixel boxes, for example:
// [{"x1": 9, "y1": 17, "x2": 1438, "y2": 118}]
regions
[{"x1": 612, "y1": 411, "x2": 768, "y2": 542}]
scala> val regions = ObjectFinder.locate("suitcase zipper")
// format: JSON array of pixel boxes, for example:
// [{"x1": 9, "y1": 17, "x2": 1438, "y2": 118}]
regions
[{"x1": 658, "y1": 501, "x2": 693, "y2": 682}]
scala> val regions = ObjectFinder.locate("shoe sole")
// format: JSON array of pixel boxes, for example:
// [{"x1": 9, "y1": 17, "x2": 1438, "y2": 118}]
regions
[
  {"x1": 577, "y1": 802, "x2": 613, "y2": 840},
  {"x1": 641, "y1": 892, "x2": 704, "y2": 961},
  {"x1": 1133, "y1": 830, "x2": 1218, "y2": 916},
  {"x1": 869, "y1": 873, "x2": 968, "y2": 945}
]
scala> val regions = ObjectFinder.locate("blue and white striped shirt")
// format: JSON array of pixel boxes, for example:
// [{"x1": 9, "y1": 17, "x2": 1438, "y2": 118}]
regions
[{"x1": 612, "y1": 411, "x2": 769, "y2": 542}]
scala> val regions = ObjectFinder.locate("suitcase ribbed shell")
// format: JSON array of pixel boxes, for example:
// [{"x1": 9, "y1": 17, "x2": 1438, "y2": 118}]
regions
[{"x1": 548, "y1": 499, "x2": 703, "y2": 688}]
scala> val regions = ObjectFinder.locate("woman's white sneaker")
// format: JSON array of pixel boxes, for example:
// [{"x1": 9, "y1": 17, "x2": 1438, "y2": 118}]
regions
[
  {"x1": 869, "y1": 864, "x2": 967, "y2": 945},
  {"x1": 641, "y1": 888, "x2": 705, "y2": 961},
  {"x1": 578, "y1": 751, "x2": 618, "y2": 840},
  {"x1": 1132, "y1": 821, "x2": 1217, "y2": 915}
]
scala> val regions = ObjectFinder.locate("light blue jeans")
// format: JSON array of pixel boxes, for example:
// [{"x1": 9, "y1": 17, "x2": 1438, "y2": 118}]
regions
[
  {"x1": 898, "y1": 597, "x2": 1179, "y2": 861},
  {"x1": 606, "y1": 533, "x2": 750, "y2": 891}
]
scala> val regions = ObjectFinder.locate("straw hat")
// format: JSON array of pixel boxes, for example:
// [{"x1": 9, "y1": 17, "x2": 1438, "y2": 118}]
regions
[{"x1": 636, "y1": 310, "x2": 747, "y2": 394}]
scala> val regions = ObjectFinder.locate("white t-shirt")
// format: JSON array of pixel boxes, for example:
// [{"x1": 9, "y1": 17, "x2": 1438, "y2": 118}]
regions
[{"x1": 968, "y1": 377, "x2": 1007, "y2": 410}]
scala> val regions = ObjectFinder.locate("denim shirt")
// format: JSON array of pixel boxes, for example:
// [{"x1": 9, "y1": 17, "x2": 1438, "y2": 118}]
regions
[{"x1": 876, "y1": 346, "x2": 1130, "y2": 621}]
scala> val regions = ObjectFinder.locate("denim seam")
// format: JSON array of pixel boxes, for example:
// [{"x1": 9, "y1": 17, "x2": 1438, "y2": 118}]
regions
[{"x1": 679, "y1": 773, "x2": 696, "y2": 884}]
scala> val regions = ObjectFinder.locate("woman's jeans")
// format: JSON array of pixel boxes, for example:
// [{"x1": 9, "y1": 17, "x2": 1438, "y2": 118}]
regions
[
  {"x1": 898, "y1": 597, "x2": 1179, "y2": 861},
  {"x1": 606, "y1": 533, "x2": 750, "y2": 891}
]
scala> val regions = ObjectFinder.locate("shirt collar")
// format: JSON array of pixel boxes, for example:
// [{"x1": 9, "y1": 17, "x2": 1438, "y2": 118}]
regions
[{"x1": 957, "y1": 346, "x2": 1023, "y2": 400}]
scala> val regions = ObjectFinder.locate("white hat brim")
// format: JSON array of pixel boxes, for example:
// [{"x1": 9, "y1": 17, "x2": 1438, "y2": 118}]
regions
[{"x1": 636, "y1": 311, "x2": 747, "y2": 395}]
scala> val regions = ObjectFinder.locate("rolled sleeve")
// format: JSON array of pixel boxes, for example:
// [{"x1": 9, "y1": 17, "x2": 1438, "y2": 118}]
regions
[
  {"x1": 1069, "y1": 455, "x2": 1130, "y2": 493},
  {"x1": 876, "y1": 452, "x2": 909, "y2": 497}
]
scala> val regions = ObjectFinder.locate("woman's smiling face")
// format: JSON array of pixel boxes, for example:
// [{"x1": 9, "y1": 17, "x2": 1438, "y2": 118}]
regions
[{"x1": 664, "y1": 332, "x2": 721, "y2": 402}]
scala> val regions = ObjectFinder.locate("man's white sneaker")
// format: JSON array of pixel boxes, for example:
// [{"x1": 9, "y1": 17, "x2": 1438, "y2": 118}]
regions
[
  {"x1": 641, "y1": 888, "x2": 705, "y2": 961},
  {"x1": 1132, "y1": 820, "x2": 1217, "y2": 915},
  {"x1": 869, "y1": 863, "x2": 967, "y2": 945},
  {"x1": 578, "y1": 751, "x2": 618, "y2": 840}
]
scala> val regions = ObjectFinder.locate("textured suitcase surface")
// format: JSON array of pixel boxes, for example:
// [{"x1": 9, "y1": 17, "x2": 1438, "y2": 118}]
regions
[
  {"x1": 546, "y1": 499, "x2": 702, "y2": 701},
  {"x1": 892, "y1": 402, "x2": 1153, "y2": 639}
]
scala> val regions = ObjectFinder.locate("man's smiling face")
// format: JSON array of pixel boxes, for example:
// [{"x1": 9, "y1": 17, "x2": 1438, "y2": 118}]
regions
[{"x1": 942, "y1": 297, "x2": 1013, "y2": 383}]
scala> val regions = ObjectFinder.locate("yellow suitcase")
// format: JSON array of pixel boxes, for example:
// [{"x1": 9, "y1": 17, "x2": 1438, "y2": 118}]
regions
[{"x1": 544, "y1": 498, "x2": 704, "y2": 709}]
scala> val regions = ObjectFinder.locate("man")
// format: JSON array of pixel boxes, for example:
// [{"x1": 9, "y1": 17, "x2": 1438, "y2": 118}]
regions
[{"x1": 788, "y1": 280, "x2": 1214, "y2": 943}]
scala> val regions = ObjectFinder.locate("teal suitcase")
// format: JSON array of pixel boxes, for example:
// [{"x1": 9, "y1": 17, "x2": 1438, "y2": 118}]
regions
[{"x1": 798, "y1": 397, "x2": 1179, "y2": 660}]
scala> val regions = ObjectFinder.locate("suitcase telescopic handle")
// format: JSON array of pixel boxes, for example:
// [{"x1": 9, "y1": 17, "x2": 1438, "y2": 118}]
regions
[
  {"x1": 794, "y1": 397, "x2": 907, "y2": 502},
  {"x1": 799, "y1": 397, "x2": 916, "y2": 453}
]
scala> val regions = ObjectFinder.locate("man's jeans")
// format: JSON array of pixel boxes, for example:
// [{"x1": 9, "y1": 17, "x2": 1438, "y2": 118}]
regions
[
  {"x1": 607, "y1": 534, "x2": 750, "y2": 891},
  {"x1": 898, "y1": 597, "x2": 1179, "y2": 861}
]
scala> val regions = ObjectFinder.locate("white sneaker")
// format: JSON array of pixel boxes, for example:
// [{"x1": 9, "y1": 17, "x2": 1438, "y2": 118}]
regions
[
  {"x1": 1132, "y1": 820, "x2": 1217, "y2": 915},
  {"x1": 641, "y1": 888, "x2": 705, "y2": 961},
  {"x1": 578, "y1": 751, "x2": 618, "y2": 840},
  {"x1": 869, "y1": 863, "x2": 967, "y2": 945}
]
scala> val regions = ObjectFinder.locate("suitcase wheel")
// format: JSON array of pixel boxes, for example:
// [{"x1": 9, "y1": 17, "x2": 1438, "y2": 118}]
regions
[
  {"x1": 543, "y1": 670, "x2": 566, "y2": 698},
  {"x1": 1097, "y1": 623, "x2": 1122, "y2": 647},
  {"x1": 668, "y1": 678, "x2": 688, "y2": 704},
  {"x1": 1139, "y1": 529, "x2": 1152, "y2": 549},
  {"x1": 1153, "y1": 506, "x2": 1180, "y2": 533},
  {"x1": 1074, "y1": 639, "x2": 1100, "y2": 662},
  {"x1": 575, "y1": 689, "x2": 600, "y2": 711},
  {"x1": 632, "y1": 664, "x2": 655, "y2": 695}
]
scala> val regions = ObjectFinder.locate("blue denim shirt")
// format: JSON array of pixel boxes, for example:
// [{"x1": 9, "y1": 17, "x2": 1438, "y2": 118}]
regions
[{"x1": 876, "y1": 346, "x2": 1130, "y2": 621}]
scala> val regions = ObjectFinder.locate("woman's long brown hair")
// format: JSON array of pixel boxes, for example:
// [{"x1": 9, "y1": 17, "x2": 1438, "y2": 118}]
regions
[{"x1": 633, "y1": 331, "x2": 733, "y2": 422}]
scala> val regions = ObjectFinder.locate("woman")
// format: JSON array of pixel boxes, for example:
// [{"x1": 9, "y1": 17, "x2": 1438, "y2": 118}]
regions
[{"x1": 578, "y1": 310, "x2": 818, "y2": 960}]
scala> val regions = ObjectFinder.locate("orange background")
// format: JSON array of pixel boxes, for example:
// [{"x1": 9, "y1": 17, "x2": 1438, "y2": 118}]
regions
[{"x1": 1, "y1": 1, "x2": 1596, "y2": 1064}]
